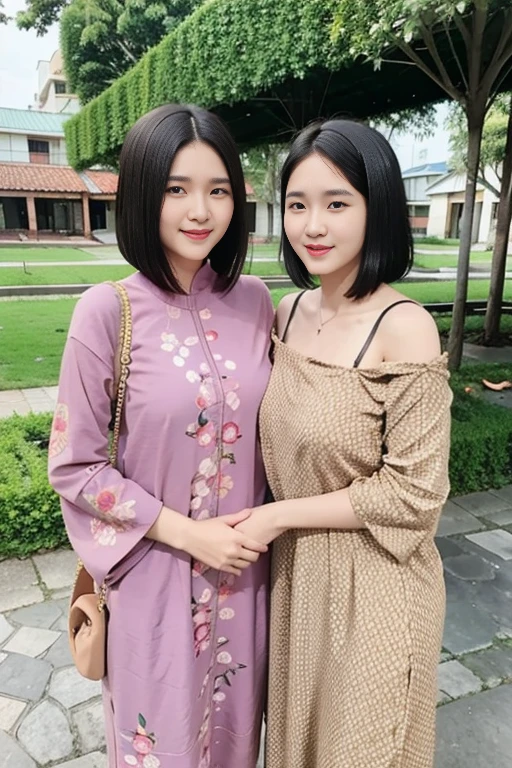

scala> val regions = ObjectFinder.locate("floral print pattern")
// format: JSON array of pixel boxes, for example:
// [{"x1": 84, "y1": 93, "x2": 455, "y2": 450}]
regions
[
  {"x1": 121, "y1": 713, "x2": 161, "y2": 767},
  {"x1": 83, "y1": 484, "x2": 136, "y2": 547},
  {"x1": 49, "y1": 403, "x2": 69, "y2": 458}
]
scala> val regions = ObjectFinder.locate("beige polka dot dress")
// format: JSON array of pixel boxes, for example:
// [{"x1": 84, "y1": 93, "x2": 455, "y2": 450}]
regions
[{"x1": 259, "y1": 331, "x2": 452, "y2": 768}]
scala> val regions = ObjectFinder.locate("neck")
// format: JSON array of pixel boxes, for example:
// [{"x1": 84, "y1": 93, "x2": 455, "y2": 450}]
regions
[
  {"x1": 167, "y1": 255, "x2": 205, "y2": 294},
  {"x1": 319, "y1": 261, "x2": 360, "y2": 313}
]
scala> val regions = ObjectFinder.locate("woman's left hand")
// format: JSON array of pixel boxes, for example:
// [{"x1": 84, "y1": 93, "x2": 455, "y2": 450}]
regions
[{"x1": 234, "y1": 504, "x2": 283, "y2": 546}]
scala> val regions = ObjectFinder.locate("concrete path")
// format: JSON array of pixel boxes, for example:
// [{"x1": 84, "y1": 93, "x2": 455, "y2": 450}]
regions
[{"x1": 1, "y1": 490, "x2": 512, "y2": 766}]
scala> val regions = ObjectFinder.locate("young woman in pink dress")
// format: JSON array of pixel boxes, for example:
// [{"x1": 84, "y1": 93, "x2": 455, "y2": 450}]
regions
[{"x1": 49, "y1": 104, "x2": 273, "y2": 768}]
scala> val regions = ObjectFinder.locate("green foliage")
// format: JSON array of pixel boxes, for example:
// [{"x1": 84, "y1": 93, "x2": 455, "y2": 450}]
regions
[
  {"x1": 0, "y1": 414, "x2": 68, "y2": 558},
  {"x1": 0, "y1": 1, "x2": 8, "y2": 23},
  {"x1": 450, "y1": 367, "x2": 512, "y2": 495},
  {"x1": 65, "y1": 0, "x2": 345, "y2": 168},
  {"x1": 56, "y1": 0, "x2": 202, "y2": 102}
]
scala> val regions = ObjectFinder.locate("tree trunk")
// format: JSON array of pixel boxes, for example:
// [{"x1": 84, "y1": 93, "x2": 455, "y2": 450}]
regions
[
  {"x1": 267, "y1": 202, "x2": 274, "y2": 243},
  {"x1": 483, "y1": 98, "x2": 512, "y2": 345},
  {"x1": 448, "y1": 107, "x2": 485, "y2": 370}
]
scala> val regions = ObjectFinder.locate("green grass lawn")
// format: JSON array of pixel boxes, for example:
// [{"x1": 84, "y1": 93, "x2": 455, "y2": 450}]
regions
[
  {"x1": 0, "y1": 260, "x2": 285, "y2": 285},
  {"x1": 1, "y1": 279, "x2": 511, "y2": 390},
  {"x1": 413, "y1": 252, "x2": 507, "y2": 269},
  {"x1": 414, "y1": 237, "x2": 460, "y2": 248},
  {"x1": 0, "y1": 247, "x2": 99, "y2": 263},
  {"x1": 0, "y1": 298, "x2": 77, "y2": 390},
  {"x1": 0, "y1": 264, "x2": 135, "y2": 286}
]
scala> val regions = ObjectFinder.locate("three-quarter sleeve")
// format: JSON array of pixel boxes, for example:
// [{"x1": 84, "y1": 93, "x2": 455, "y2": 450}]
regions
[
  {"x1": 348, "y1": 359, "x2": 452, "y2": 564},
  {"x1": 48, "y1": 284, "x2": 163, "y2": 586}
]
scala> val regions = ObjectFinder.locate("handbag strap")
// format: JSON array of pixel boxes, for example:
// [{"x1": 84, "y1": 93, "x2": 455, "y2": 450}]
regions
[
  {"x1": 107, "y1": 281, "x2": 132, "y2": 468},
  {"x1": 72, "y1": 281, "x2": 132, "y2": 607}
]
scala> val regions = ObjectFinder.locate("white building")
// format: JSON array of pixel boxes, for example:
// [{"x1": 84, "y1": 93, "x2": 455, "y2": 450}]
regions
[
  {"x1": 401, "y1": 162, "x2": 448, "y2": 235},
  {"x1": 36, "y1": 50, "x2": 80, "y2": 115},
  {"x1": 426, "y1": 169, "x2": 504, "y2": 245}
]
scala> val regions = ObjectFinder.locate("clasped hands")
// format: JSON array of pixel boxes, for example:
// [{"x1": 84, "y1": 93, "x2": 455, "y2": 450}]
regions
[{"x1": 182, "y1": 504, "x2": 281, "y2": 576}]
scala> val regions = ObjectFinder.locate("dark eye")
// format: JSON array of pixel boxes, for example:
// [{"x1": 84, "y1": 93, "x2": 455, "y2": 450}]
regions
[
  {"x1": 211, "y1": 188, "x2": 229, "y2": 196},
  {"x1": 328, "y1": 201, "x2": 347, "y2": 209},
  {"x1": 289, "y1": 202, "x2": 305, "y2": 210},
  {"x1": 167, "y1": 186, "x2": 184, "y2": 194}
]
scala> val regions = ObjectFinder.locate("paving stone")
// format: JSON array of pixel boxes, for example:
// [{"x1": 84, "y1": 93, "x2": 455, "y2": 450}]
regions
[
  {"x1": 488, "y1": 485, "x2": 512, "y2": 505},
  {"x1": 0, "y1": 654, "x2": 6, "y2": 665},
  {"x1": 442, "y1": 574, "x2": 498, "y2": 655},
  {"x1": 435, "y1": 537, "x2": 466, "y2": 560},
  {"x1": 0, "y1": 653, "x2": 52, "y2": 701},
  {"x1": 0, "y1": 617, "x2": 13, "y2": 646},
  {"x1": 437, "y1": 660, "x2": 482, "y2": 698},
  {"x1": 480, "y1": 508, "x2": 512, "y2": 526},
  {"x1": 466, "y1": 530, "x2": 512, "y2": 561},
  {"x1": 437, "y1": 689, "x2": 451, "y2": 705},
  {"x1": 0, "y1": 695, "x2": 27, "y2": 731},
  {"x1": 50, "y1": 600, "x2": 70, "y2": 632},
  {"x1": 56, "y1": 753, "x2": 107, "y2": 768},
  {"x1": 440, "y1": 652, "x2": 452, "y2": 663},
  {"x1": 51, "y1": 587, "x2": 72, "y2": 602},
  {"x1": 435, "y1": 684, "x2": 512, "y2": 767},
  {"x1": 44, "y1": 632, "x2": 73, "y2": 669},
  {"x1": 443, "y1": 554, "x2": 496, "y2": 582},
  {"x1": 436, "y1": 502, "x2": 484, "y2": 537},
  {"x1": 7, "y1": 602, "x2": 63, "y2": 630},
  {"x1": 49, "y1": 666, "x2": 101, "y2": 708},
  {"x1": 0, "y1": 729, "x2": 36, "y2": 767},
  {"x1": 0, "y1": 561, "x2": 43, "y2": 613},
  {"x1": 3, "y1": 627, "x2": 59, "y2": 658},
  {"x1": 73, "y1": 700, "x2": 106, "y2": 752},
  {"x1": 453, "y1": 492, "x2": 511, "y2": 517},
  {"x1": 18, "y1": 699, "x2": 73, "y2": 764},
  {"x1": 462, "y1": 645, "x2": 512, "y2": 688},
  {"x1": 32, "y1": 550, "x2": 76, "y2": 591}
]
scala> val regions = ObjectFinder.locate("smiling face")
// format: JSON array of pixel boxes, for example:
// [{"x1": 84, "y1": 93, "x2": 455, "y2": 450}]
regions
[
  {"x1": 159, "y1": 141, "x2": 235, "y2": 283},
  {"x1": 284, "y1": 152, "x2": 367, "y2": 281}
]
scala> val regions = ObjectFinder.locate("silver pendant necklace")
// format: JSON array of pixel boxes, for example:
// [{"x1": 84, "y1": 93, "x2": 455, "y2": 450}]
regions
[{"x1": 317, "y1": 296, "x2": 340, "y2": 335}]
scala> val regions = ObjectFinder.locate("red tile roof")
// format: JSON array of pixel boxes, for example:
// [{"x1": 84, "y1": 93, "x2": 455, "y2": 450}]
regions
[
  {"x1": 85, "y1": 170, "x2": 118, "y2": 195},
  {"x1": 0, "y1": 163, "x2": 87, "y2": 193}
]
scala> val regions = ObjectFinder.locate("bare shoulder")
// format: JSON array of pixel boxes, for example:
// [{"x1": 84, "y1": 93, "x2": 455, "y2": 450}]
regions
[
  {"x1": 276, "y1": 291, "x2": 303, "y2": 336},
  {"x1": 381, "y1": 298, "x2": 441, "y2": 364}
]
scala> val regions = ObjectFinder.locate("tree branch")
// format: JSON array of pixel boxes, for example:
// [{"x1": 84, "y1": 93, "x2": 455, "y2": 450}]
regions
[
  {"x1": 419, "y1": 17, "x2": 457, "y2": 93},
  {"x1": 453, "y1": 11, "x2": 472, "y2": 52},
  {"x1": 443, "y1": 21, "x2": 469, "y2": 91},
  {"x1": 395, "y1": 38, "x2": 462, "y2": 103},
  {"x1": 479, "y1": 10, "x2": 512, "y2": 96},
  {"x1": 116, "y1": 38, "x2": 138, "y2": 64},
  {"x1": 478, "y1": 167, "x2": 500, "y2": 198},
  {"x1": 469, "y1": 3, "x2": 488, "y2": 95}
]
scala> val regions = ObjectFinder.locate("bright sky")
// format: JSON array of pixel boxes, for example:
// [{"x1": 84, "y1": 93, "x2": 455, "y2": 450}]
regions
[{"x1": 0, "y1": 0, "x2": 59, "y2": 110}]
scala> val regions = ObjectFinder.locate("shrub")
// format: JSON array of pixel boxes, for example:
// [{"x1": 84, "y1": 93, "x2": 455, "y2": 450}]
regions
[
  {"x1": 0, "y1": 413, "x2": 68, "y2": 559},
  {"x1": 2, "y1": 364, "x2": 512, "y2": 557}
]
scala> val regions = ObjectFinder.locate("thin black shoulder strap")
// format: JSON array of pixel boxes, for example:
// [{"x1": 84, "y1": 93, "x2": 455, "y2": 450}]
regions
[
  {"x1": 353, "y1": 300, "x2": 417, "y2": 369},
  {"x1": 281, "y1": 291, "x2": 306, "y2": 342}
]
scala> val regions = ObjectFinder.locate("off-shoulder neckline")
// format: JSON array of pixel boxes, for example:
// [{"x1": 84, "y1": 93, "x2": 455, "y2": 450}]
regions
[{"x1": 271, "y1": 332, "x2": 449, "y2": 375}]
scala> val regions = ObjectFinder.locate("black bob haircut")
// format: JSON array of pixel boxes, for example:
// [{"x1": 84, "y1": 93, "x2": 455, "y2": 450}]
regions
[
  {"x1": 116, "y1": 104, "x2": 248, "y2": 294},
  {"x1": 280, "y1": 119, "x2": 413, "y2": 299}
]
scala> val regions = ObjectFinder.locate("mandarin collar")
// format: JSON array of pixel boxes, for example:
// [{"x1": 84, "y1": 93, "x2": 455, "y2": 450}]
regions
[{"x1": 133, "y1": 261, "x2": 223, "y2": 309}]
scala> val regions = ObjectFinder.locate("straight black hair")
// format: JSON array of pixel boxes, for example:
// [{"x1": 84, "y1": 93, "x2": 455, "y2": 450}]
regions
[
  {"x1": 280, "y1": 119, "x2": 413, "y2": 299},
  {"x1": 116, "y1": 104, "x2": 248, "y2": 294}
]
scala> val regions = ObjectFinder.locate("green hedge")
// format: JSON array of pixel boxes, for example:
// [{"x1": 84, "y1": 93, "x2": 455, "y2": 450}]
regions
[
  {"x1": 0, "y1": 413, "x2": 68, "y2": 559},
  {"x1": 64, "y1": 0, "x2": 344, "y2": 169},
  {"x1": 2, "y1": 373, "x2": 512, "y2": 557}
]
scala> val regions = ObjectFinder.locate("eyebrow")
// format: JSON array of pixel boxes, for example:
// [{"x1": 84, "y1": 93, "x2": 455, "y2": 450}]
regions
[
  {"x1": 285, "y1": 188, "x2": 354, "y2": 199},
  {"x1": 167, "y1": 175, "x2": 231, "y2": 184}
]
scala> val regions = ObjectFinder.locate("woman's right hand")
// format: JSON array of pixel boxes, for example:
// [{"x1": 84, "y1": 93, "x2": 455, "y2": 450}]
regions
[{"x1": 180, "y1": 509, "x2": 268, "y2": 575}]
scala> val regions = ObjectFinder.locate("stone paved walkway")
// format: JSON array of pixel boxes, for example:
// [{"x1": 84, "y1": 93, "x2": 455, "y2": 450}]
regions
[{"x1": 1, "y1": 491, "x2": 512, "y2": 766}]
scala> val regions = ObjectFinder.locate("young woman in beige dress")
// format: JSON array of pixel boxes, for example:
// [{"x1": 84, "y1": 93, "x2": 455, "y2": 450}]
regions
[{"x1": 235, "y1": 119, "x2": 452, "y2": 767}]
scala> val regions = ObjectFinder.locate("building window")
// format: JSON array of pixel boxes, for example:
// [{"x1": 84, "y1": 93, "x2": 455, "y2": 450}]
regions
[
  {"x1": 28, "y1": 139, "x2": 50, "y2": 165},
  {"x1": 55, "y1": 81, "x2": 67, "y2": 94},
  {"x1": 414, "y1": 205, "x2": 430, "y2": 218}
]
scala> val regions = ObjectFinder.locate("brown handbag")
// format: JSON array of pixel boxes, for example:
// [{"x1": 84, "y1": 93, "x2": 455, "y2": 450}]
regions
[{"x1": 68, "y1": 281, "x2": 132, "y2": 681}]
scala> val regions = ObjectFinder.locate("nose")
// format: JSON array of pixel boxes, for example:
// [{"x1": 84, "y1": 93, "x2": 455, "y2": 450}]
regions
[
  {"x1": 188, "y1": 194, "x2": 210, "y2": 223},
  {"x1": 304, "y1": 209, "x2": 327, "y2": 239}
]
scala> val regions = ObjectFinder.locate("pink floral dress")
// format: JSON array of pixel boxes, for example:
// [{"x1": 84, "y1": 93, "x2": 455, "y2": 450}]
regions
[{"x1": 49, "y1": 264, "x2": 273, "y2": 768}]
